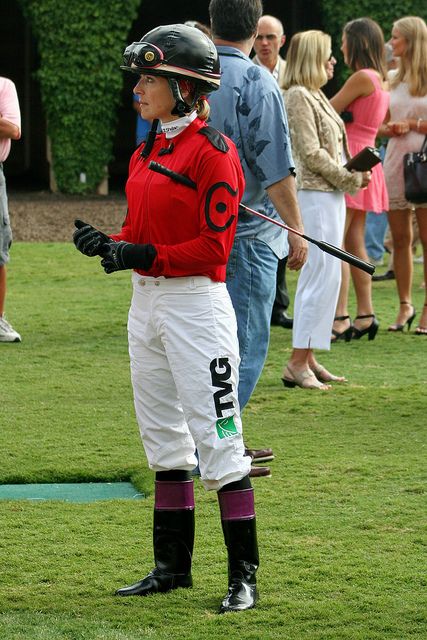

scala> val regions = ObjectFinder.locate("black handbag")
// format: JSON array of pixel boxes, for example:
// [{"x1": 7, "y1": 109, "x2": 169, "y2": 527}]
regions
[{"x1": 403, "y1": 136, "x2": 427, "y2": 204}]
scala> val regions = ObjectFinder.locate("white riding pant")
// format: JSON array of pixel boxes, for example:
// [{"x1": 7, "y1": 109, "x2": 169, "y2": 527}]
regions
[{"x1": 128, "y1": 272, "x2": 251, "y2": 491}]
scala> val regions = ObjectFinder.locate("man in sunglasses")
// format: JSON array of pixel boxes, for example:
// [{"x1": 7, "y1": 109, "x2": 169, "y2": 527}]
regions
[{"x1": 253, "y1": 14, "x2": 287, "y2": 93}]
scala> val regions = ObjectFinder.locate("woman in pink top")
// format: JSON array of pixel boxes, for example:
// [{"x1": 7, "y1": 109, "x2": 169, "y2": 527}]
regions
[{"x1": 330, "y1": 18, "x2": 389, "y2": 342}]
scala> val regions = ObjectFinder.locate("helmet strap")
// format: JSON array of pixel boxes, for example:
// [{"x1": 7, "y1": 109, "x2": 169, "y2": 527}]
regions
[{"x1": 168, "y1": 77, "x2": 195, "y2": 116}]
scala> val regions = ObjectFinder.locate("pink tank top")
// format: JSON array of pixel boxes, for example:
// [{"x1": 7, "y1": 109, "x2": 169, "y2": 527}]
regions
[{"x1": 345, "y1": 69, "x2": 389, "y2": 146}]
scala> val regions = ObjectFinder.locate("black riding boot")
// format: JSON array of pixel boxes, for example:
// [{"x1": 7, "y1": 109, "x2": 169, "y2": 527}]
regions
[
  {"x1": 116, "y1": 471, "x2": 194, "y2": 596},
  {"x1": 218, "y1": 480, "x2": 259, "y2": 613}
]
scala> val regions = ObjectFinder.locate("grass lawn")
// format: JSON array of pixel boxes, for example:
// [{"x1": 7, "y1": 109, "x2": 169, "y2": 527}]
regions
[{"x1": 1, "y1": 242, "x2": 426, "y2": 640}]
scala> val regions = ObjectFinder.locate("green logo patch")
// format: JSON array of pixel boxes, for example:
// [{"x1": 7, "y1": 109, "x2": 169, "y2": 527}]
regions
[{"x1": 216, "y1": 416, "x2": 238, "y2": 439}]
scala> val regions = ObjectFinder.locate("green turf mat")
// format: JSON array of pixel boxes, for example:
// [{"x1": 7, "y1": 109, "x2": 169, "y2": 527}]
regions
[{"x1": 0, "y1": 482, "x2": 145, "y2": 503}]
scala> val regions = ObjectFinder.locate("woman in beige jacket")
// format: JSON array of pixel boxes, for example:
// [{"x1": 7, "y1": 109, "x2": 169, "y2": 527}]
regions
[{"x1": 281, "y1": 30, "x2": 370, "y2": 389}]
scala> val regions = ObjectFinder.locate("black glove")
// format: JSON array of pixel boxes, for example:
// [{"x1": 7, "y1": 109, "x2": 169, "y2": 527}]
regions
[
  {"x1": 73, "y1": 219, "x2": 111, "y2": 256},
  {"x1": 100, "y1": 240, "x2": 157, "y2": 274}
]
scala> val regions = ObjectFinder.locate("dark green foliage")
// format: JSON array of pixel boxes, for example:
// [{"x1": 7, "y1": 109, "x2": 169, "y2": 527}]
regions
[{"x1": 18, "y1": 0, "x2": 140, "y2": 193}]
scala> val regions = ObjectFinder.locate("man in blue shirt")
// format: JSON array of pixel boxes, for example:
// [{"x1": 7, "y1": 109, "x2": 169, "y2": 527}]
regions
[{"x1": 208, "y1": 0, "x2": 307, "y2": 467}]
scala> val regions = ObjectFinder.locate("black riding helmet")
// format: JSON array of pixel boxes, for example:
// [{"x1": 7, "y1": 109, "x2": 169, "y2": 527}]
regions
[{"x1": 122, "y1": 24, "x2": 221, "y2": 116}]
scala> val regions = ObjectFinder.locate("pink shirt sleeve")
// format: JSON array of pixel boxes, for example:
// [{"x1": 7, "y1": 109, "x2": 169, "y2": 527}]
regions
[{"x1": 0, "y1": 77, "x2": 21, "y2": 162}]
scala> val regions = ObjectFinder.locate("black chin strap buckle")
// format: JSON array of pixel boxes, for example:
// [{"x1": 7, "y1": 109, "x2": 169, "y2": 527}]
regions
[{"x1": 168, "y1": 78, "x2": 191, "y2": 116}]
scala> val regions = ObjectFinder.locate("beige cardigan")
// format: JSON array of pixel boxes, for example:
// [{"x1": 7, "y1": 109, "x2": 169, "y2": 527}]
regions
[{"x1": 284, "y1": 85, "x2": 362, "y2": 194}]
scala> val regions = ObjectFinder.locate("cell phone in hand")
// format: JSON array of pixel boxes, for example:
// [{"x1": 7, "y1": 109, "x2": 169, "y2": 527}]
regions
[{"x1": 344, "y1": 147, "x2": 382, "y2": 172}]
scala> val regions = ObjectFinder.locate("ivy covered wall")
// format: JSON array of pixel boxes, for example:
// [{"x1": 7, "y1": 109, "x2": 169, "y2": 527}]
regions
[
  {"x1": 16, "y1": 1, "x2": 427, "y2": 193},
  {"x1": 19, "y1": 0, "x2": 140, "y2": 193}
]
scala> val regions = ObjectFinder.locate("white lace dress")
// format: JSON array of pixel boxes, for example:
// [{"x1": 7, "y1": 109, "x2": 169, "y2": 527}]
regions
[{"x1": 383, "y1": 77, "x2": 427, "y2": 209}]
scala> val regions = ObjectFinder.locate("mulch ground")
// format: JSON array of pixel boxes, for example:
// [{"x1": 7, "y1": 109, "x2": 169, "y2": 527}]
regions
[{"x1": 8, "y1": 191, "x2": 127, "y2": 242}]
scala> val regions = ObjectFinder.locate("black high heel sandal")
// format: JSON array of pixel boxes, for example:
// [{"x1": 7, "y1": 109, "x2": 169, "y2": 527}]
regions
[
  {"x1": 331, "y1": 315, "x2": 352, "y2": 343},
  {"x1": 388, "y1": 301, "x2": 416, "y2": 332},
  {"x1": 414, "y1": 303, "x2": 427, "y2": 335},
  {"x1": 352, "y1": 314, "x2": 379, "y2": 340}
]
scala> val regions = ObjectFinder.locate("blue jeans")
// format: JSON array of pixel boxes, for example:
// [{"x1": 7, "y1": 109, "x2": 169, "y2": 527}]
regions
[
  {"x1": 226, "y1": 238, "x2": 278, "y2": 411},
  {"x1": 364, "y1": 143, "x2": 388, "y2": 261},
  {"x1": 365, "y1": 211, "x2": 388, "y2": 261},
  {"x1": 0, "y1": 164, "x2": 12, "y2": 267}
]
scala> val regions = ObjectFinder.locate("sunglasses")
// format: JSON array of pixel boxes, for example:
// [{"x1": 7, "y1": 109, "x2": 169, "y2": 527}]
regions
[{"x1": 255, "y1": 33, "x2": 281, "y2": 42}]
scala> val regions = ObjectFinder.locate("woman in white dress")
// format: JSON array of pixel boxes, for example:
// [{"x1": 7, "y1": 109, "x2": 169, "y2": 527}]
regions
[
  {"x1": 382, "y1": 16, "x2": 427, "y2": 334},
  {"x1": 281, "y1": 30, "x2": 370, "y2": 389}
]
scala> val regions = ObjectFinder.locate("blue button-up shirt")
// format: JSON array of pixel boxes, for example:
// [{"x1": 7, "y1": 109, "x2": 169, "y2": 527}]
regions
[{"x1": 208, "y1": 46, "x2": 295, "y2": 257}]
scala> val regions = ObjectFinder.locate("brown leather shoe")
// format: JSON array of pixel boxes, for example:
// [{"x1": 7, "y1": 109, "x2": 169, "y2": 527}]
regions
[
  {"x1": 249, "y1": 466, "x2": 271, "y2": 478},
  {"x1": 245, "y1": 447, "x2": 274, "y2": 463}
]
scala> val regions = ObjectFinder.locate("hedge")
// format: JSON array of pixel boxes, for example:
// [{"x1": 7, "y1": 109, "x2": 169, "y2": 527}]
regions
[
  {"x1": 17, "y1": 1, "x2": 427, "y2": 193},
  {"x1": 19, "y1": 0, "x2": 140, "y2": 194}
]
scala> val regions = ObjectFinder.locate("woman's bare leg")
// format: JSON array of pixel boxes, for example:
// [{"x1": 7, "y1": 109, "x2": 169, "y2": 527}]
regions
[
  {"x1": 388, "y1": 209, "x2": 414, "y2": 326},
  {"x1": 415, "y1": 207, "x2": 427, "y2": 330},
  {"x1": 345, "y1": 209, "x2": 374, "y2": 331},
  {"x1": 332, "y1": 210, "x2": 353, "y2": 337}
]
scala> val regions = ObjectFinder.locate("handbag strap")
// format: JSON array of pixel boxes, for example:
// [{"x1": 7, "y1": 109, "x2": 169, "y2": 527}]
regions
[{"x1": 421, "y1": 136, "x2": 427, "y2": 154}]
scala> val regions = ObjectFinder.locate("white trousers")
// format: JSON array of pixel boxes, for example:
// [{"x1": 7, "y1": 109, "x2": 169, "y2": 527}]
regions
[
  {"x1": 293, "y1": 190, "x2": 346, "y2": 350},
  {"x1": 128, "y1": 272, "x2": 251, "y2": 491}
]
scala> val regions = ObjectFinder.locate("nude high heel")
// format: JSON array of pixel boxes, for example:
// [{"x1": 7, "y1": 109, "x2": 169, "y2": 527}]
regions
[
  {"x1": 281, "y1": 365, "x2": 331, "y2": 390},
  {"x1": 311, "y1": 365, "x2": 347, "y2": 383}
]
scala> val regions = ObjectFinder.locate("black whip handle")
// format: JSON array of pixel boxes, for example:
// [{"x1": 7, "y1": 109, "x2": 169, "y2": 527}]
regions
[
  {"x1": 148, "y1": 161, "x2": 375, "y2": 275},
  {"x1": 306, "y1": 237, "x2": 375, "y2": 275},
  {"x1": 149, "y1": 161, "x2": 197, "y2": 189}
]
